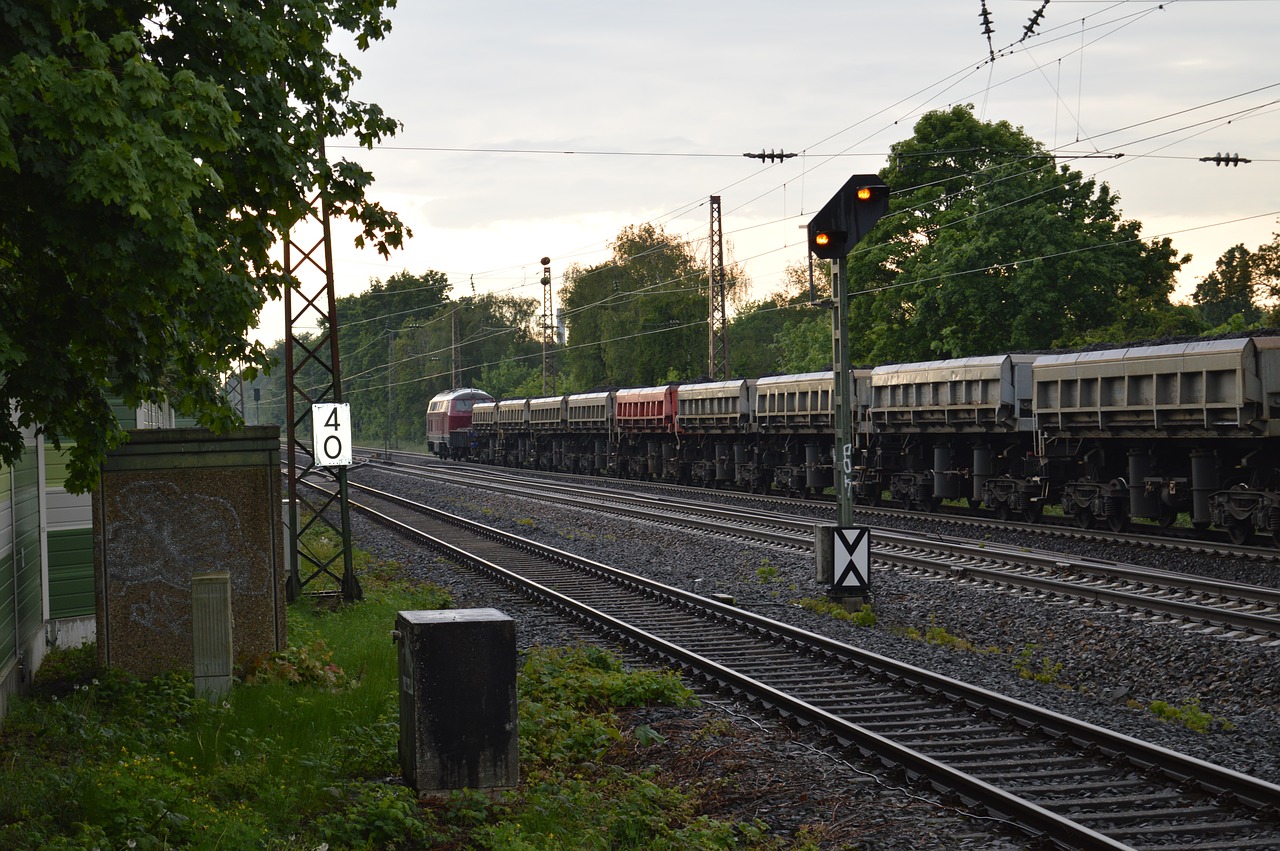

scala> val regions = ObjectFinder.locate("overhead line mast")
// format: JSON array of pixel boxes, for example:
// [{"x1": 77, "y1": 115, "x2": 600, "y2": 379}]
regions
[
  {"x1": 283, "y1": 139, "x2": 360, "y2": 604},
  {"x1": 707, "y1": 196, "x2": 729, "y2": 380}
]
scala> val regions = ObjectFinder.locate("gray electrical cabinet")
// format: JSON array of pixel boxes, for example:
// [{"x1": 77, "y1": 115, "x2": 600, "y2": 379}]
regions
[{"x1": 395, "y1": 608, "x2": 518, "y2": 795}]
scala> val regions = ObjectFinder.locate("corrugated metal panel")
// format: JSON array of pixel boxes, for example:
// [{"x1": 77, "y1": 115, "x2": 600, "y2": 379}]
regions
[
  {"x1": 12, "y1": 449, "x2": 42, "y2": 637},
  {"x1": 47, "y1": 529, "x2": 94, "y2": 619},
  {"x1": 45, "y1": 489, "x2": 89, "y2": 533},
  {"x1": 1034, "y1": 337, "x2": 1263, "y2": 435},
  {"x1": 111, "y1": 401, "x2": 139, "y2": 429},
  {"x1": 0, "y1": 548, "x2": 12, "y2": 672}
]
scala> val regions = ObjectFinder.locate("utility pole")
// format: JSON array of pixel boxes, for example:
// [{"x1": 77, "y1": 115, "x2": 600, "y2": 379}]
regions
[
  {"x1": 707, "y1": 196, "x2": 729, "y2": 380},
  {"x1": 540, "y1": 257, "x2": 552, "y2": 394},
  {"x1": 283, "y1": 139, "x2": 360, "y2": 603},
  {"x1": 385, "y1": 326, "x2": 395, "y2": 457},
  {"x1": 386, "y1": 323, "x2": 427, "y2": 453},
  {"x1": 451, "y1": 307, "x2": 462, "y2": 388}
]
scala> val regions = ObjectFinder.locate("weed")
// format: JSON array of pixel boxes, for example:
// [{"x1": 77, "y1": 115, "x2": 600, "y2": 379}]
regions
[
  {"x1": 516, "y1": 516, "x2": 536, "y2": 527},
  {"x1": 796, "y1": 598, "x2": 877, "y2": 627},
  {"x1": 1012, "y1": 644, "x2": 1063, "y2": 685},
  {"x1": 1145, "y1": 698, "x2": 1234, "y2": 733},
  {"x1": 923, "y1": 618, "x2": 976, "y2": 651}
]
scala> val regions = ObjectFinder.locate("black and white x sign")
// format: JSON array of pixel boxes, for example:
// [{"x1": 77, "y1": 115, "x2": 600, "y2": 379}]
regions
[{"x1": 833, "y1": 527, "x2": 870, "y2": 593}]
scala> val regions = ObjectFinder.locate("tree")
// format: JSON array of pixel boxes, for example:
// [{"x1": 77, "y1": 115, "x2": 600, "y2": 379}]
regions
[
  {"x1": 559, "y1": 224, "x2": 707, "y2": 389},
  {"x1": 332, "y1": 278, "x2": 542, "y2": 443},
  {"x1": 335, "y1": 271, "x2": 451, "y2": 446},
  {"x1": 0, "y1": 0, "x2": 407, "y2": 491},
  {"x1": 728, "y1": 261, "x2": 828, "y2": 377},
  {"x1": 844, "y1": 105, "x2": 1186, "y2": 362},
  {"x1": 1192, "y1": 244, "x2": 1261, "y2": 329},
  {"x1": 1250, "y1": 227, "x2": 1280, "y2": 326}
]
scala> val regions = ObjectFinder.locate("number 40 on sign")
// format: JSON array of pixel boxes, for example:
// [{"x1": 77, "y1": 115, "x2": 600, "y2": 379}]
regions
[{"x1": 312, "y1": 403, "x2": 353, "y2": 467}]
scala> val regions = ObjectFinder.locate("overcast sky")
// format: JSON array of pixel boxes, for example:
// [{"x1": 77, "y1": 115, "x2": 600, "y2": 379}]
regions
[{"x1": 262, "y1": 0, "x2": 1280, "y2": 344}]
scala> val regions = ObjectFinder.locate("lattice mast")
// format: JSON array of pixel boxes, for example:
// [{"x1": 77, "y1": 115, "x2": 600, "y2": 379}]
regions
[
  {"x1": 540, "y1": 257, "x2": 553, "y2": 394},
  {"x1": 707, "y1": 196, "x2": 729, "y2": 379},
  {"x1": 283, "y1": 140, "x2": 360, "y2": 603}
]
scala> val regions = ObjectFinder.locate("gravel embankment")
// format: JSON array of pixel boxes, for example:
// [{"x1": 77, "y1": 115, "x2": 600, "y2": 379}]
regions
[{"x1": 347, "y1": 466, "x2": 1280, "y2": 848}]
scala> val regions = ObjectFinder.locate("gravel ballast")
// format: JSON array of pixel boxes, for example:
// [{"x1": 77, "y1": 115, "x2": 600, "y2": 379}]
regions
[{"x1": 346, "y1": 466, "x2": 1280, "y2": 848}]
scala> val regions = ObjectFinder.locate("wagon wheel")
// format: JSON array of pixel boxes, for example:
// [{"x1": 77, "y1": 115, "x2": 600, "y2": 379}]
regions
[
  {"x1": 1107, "y1": 512, "x2": 1128, "y2": 533},
  {"x1": 992, "y1": 501, "x2": 1012, "y2": 522},
  {"x1": 1157, "y1": 506, "x2": 1178, "y2": 528},
  {"x1": 967, "y1": 497, "x2": 983, "y2": 510},
  {"x1": 1074, "y1": 509, "x2": 1095, "y2": 530},
  {"x1": 1020, "y1": 503, "x2": 1043, "y2": 523},
  {"x1": 1227, "y1": 520, "x2": 1252, "y2": 546}
]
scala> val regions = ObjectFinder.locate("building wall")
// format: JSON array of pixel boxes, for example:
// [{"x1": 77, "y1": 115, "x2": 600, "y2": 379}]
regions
[
  {"x1": 45, "y1": 446, "x2": 94, "y2": 619},
  {"x1": 0, "y1": 430, "x2": 46, "y2": 720},
  {"x1": 0, "y1": 462, "x2": 14, "y2": 677},
  {"x1": 1, "y1": 402, "x2": 186, "y2": 722}
]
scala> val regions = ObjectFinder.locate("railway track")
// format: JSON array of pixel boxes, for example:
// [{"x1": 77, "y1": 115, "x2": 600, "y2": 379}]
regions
[
  {"x1": 310, "y1": 474, "x2": 1280, "y2": 850},
  {"x1": 361, "y1": 447, "x2": 1280, "y2": 559},
  {"x1": 355, "y1": 459, "x2": 1280, "y2": 644}
]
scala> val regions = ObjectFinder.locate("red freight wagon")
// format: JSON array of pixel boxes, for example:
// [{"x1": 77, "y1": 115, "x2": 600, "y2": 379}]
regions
[{"x1": 614, "y1": 384, "x2": 680, "y2": 434}]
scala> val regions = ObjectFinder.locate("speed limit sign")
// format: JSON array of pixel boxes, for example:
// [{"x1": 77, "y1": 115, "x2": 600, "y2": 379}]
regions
[{"x1": 312, "y1": 403, "x2": 353, "y2": 467}]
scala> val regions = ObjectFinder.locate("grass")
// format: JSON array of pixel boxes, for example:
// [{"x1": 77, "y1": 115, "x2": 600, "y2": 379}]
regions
[{"x1": 0, "y1": 546, "x2": 809, "y2": 849}]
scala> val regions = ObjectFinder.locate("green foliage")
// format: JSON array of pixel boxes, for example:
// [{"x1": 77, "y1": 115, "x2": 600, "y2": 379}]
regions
[
  {"x1": 773, "y1": 316, "x2": 834, "y2": 374},
  {"x1": 242, "y1": 639, "x2": 355, "y2": 690},
  {"x1": 5, "y1": 575, "x2": 797, "y2": 849},
  {"x1": 0, "y1": 0, "x2": 407, "y2": 491},
  {"x1": 844, "y1": 104, "x2": 1188, "y2": 362},
  {"x1": 1193, "y1": 244, "x2": 1261, "y2": 327},
  {"x1": 756, "y1": 560, "x2": 779, "y2": 583},
  {"x1": 520, "y1": 645, "x2": 697, "y2": 712},
  {"x1": 726, "y1": 269, "x2": 828, "y2": 378},
  {"x1": 1144, "y1": 698, "x2": 1234, "y2": 733},
  {"x1": 1013, "y1": 644, "x2": 1064, "y2": 685},
  {"x1": 560, "y1": 224, "x2": 711, "y2": 389},
  {"x1": 331, "y1": 277, "x2": 543, "y2": 444},
  {"x1": 797, "y1": 598, "x2": 878, "y2": 627},
  {"x1": 313, "y1": 781, "x2": 438, "y2": 848}
]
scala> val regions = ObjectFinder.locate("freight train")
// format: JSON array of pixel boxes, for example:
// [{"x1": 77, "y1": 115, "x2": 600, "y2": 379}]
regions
[{"x1": 427, "y1": 335, "x2": 1280, "y2": 546}]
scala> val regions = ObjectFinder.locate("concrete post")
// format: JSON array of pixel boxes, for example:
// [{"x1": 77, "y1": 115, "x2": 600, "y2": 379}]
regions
[{"x1": 395, "y1": 609, "x2": 518, "y2": 795}]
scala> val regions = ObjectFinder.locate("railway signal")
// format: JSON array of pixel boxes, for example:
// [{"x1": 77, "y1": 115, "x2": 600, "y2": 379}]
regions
[
  {"x1": 807, "y1": 178, "x2": 889, "y2": 261},
  {"x1": 809, "y1": 175, "x2": 890, "y2": 601}
]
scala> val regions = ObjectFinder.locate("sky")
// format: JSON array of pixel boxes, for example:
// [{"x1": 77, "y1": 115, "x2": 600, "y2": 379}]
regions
[{"x1": 260, "y1": 0, "x2": 1280, "y2": 345}]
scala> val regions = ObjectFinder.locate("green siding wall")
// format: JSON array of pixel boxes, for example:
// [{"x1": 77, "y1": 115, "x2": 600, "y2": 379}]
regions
[
  {"x1": 0, "y1": 467, "x2": 11, "y2": 672},
  {"x1": 13, "y1": 450, "x2": 42, "y2": 641},
  {"x1": 48, "y1": 530, "x2": 93, "y2": 618},
  {"x1": 0, "y1": 550, "x2": 12, "y2": 672},
  {"x1": 111, "y1": 401, "x2": 139, "y2": 430},
  {"x1": 45, "y1": 442, "x2": 93, "y2": 620},
  {"x1": 45, "y1": 447, "x2": 72, "y2": 490}
]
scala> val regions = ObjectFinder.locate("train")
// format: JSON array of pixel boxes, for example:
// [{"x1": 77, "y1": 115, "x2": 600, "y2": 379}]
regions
[
  {"x1": 425, "y1": 387, "x2": 494, "y2": 459},
  {"x1": 426, "y1": 334, "x2": 1280, "y2": 546}
]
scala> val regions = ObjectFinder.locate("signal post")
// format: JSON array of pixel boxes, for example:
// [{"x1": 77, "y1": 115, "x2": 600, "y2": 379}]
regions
[{"x1": 807, "y1": 175, "x2": 889, "y2": 602}]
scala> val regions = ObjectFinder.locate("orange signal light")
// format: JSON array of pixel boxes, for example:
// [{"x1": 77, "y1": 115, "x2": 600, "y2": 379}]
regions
[
  {"x1": 856, "y1": 186, "x2": 873, "y2": 201},
  {"x1": 814, "y1": 232, "x2": 831, "y2": 247}
]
